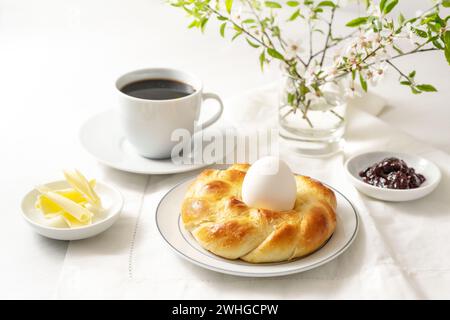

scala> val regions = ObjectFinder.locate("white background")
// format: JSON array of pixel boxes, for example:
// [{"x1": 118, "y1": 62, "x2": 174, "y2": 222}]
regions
[{"x1": 0, "y1": 0, "x2": 449, "y2": 298}]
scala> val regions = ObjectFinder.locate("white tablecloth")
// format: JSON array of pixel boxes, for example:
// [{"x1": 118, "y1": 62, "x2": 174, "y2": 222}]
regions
[
  {"x1": 1, "y1": 0, "x2": 449, "y2": 300},
  {"x1": 54, "y1": 90, "x2": 450, "y2": 299}
]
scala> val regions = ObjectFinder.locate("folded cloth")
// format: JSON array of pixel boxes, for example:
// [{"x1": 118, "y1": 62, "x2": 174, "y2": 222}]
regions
[{"x1": 56, "y1": 87, "x2": 450, "y2": 299}]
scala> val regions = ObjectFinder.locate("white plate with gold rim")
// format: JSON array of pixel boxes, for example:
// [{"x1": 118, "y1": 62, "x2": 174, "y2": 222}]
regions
[
  {"x1": 156, "y1": 177, "x2": 359, "y2": 277},
  {"x1": 79, "y1": 110, "x2": 233, "y2": 175},
  {"x1": 21, "y1": 180, "x2": 123, "y2": 241}
]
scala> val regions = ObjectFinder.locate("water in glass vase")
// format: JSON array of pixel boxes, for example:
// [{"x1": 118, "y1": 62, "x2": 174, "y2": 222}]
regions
[{"x1": 278, "y1": 81, "x2": 347, "y2": 157}]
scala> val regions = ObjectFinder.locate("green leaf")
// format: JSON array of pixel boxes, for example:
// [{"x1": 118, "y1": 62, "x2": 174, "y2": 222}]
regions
[
  {"x1": 246, "y1": 38, "x2": 260, "y2": 48},
  {"x1": 411, "y1": 87, "x2": 422, "y2": 94},
  {"x1": 398, "y1": 13, "x2": 405, "y2": 25},
  {"x1": 267, "y1": 48, "x2": 284, "y2": 60},
  {"x1": 225, "y1": 0, "x2": 233, "y2": 14},
  {"x1": 265, "y1": 1, "x2": 282, "y2": 9},
  {"x1": 400, "y1": 81, "x2": 411, "y2": 86},
  {"x1": 346, "y1": 17, "x2": 368, "y2": 27},
  {"x1": 380, "y1": 0, "x2": 387, "y2": 12},
  {"x1": 259, "y1": 50, "x2": 266, "y2": 71},
  {"x1": 287, "y1": 93, "x2": 295, "y2": 105},
  {"x1": 288, "y1": 9, "x2": 301, "y2": 21},
  {"x1": 413, "y1": 28, "x2": 428, "y2": 38},
  {"x1": 408, "y1": 70, "x2": 416, "y2": 79},
  {"x1": 416, "y1": 84, "x2": 437, "y2": 92},
  {"x1": 220, "y1": 22, "x2": 226, "y2": 38},
  {"x1": 359, "y1": 73, "x2": 368, "y2": 92},
  {"x1": 200, "y1": 18, "x2": 208, "y2": 32},
  {"x1": 188, "y1": 20, "x2": 198, "y2": 29},
  {"x1": 242, "y1": 19, "x2": 256, "y2": 24},
  {"x1": 300, "y1": 82, "x2": 310, "y2": 96},
  {"x1": 286, "y1": 1, "x2": 299, "y2": 6},
  {"x1": 432, "y1": 39, "x2": 444, "y2": 50},
  {"x1": 383, "y1": 0, "x2": 398, "y2": 15},
  {"x1": 231, "y1": 30, "x2": 242, "y2": 41},
  {"x1": 420, "y1": 14, "x2": 436, "y2": 25},
  {"x1": 442, "y1": 0, "x2": 450, "y2": 8},
  {"x1": 317, "y1": 1, "x2": 335, "y2": 7},
  {"x1": 444, "y1": 48, "x2": 450, "y2": 65},
  {"x1": 444, "y1": 31, "x2": 450, "y2": 65},
  {"x1": 392, "y1": 45, "x2": 403, "y2": 54},
  {"x1": 405, "y1": 17, "x2": 418, "y2": 25},
  {"x1": 444, "y1": 31, "x2": 450, "y2": 48}
]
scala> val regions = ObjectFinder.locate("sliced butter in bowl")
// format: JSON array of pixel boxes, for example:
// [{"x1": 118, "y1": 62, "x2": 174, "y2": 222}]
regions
[{"x1": 21, "y1": 170, "x2": 123, "y2": 240}]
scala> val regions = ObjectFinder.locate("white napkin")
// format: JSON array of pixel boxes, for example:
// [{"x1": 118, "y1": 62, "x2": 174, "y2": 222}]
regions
[{"x1": 56, "y1": 88, "x2": 450, "y2": 299}]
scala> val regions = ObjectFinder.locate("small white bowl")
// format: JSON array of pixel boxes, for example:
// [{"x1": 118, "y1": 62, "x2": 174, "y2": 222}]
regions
[
  {"x1": 345, "y1": 151, "x2": 441, "y2": 202},
  {"x1": 21, "y1": 180, "x2": 123, "y2": 240}
]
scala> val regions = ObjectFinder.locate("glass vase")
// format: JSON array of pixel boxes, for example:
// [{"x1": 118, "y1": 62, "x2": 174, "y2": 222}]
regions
[{"x1": 278, "y1": 75, "x2": 347, "y2": 157}]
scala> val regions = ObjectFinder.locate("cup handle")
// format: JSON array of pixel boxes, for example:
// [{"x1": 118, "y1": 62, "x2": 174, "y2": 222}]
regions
[{"x1": 199, "y1": 92, "x2": 224, "y2": 130}]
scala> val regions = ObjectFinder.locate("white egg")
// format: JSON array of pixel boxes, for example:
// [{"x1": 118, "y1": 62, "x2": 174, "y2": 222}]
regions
[{"x1": 241, "y1": 156, "x2": 297, "y2": 211}]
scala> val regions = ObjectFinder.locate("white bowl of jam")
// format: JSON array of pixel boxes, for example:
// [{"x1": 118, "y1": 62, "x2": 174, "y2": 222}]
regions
[{"x1": 345, "y1": 151, "x2": 441, "y2": 202}]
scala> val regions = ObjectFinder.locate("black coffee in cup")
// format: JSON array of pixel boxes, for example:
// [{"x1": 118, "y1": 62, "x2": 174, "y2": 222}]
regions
[{"x1": 120, "y1": 79, "x2": 195, "y2": 100}]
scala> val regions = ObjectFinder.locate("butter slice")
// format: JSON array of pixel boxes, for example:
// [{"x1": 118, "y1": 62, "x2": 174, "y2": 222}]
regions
[
  {"x1": 63, "y1": 170, "x2": 101, "y2": 208},
  {"x1": 36, "y1": 186, "x2": 93, "y2": 224},
  {"x1": 61, "y1": 212, "x2": 92, "y2": 228}
]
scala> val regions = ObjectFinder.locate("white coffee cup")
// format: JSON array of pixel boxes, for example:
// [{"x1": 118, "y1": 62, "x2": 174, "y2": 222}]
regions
[{"x1": 116, "y1": 68, "x2": 224, "y2": 159}]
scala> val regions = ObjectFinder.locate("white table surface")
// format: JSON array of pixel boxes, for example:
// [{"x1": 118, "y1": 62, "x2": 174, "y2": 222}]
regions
[{"x1": 0, "y1": 0, "x2": 449, "y2": 299}]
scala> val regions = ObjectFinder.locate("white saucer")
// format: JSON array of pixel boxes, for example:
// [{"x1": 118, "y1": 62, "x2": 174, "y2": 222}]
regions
[
  {"x1": 156, "y1": 177, "x2": 359, "y2": 277},
  {"x1": 21, "y1": 180, "x2": 123, "y2": 241},
  {"x1": 79, "y1": 110, "x2": 231, "y2": 175}
]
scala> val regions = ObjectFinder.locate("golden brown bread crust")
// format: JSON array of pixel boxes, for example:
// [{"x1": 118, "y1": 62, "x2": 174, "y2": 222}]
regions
[{"x1": 181, "y1": 164, "x2": 337, "y2": 263}]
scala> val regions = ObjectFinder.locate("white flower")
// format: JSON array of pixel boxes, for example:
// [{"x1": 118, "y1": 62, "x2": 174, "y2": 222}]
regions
[
  {"x1": 356, "y1": 32, "x2": 372, "y2": 50},
  {"x1": 366, "y1": 30, "x2": 382, "y2": 46},
  {"x1": 393, "y1": 23, "x2": 420, "y2": 51},
  {"x1": 304, "y1": 64, "x2": 320, "y2": 87},
  {"x1": 285, "y1": 38, "x2": 304, "y2": 60},
  {"x1": 348, "y1": 55, "x2": 359, "y2": 70},
  {"x1": 402, "y1": 22, "x2": 418, "y2": 45},
  {"x1": 304, "y1": 75, "x2": 315, "y2": 87},
  {"x1": 345, "y1": 43, "x2": 357, "y2": 58},
  {"x1": 366, "y1": 62, "x2": 388, "y2": 86},
  {"x1": 364, "y1": 67, "x2": 379, "y2": 86},
  {"x1": 301, "y1": 6, "x2": 316, "y2": 21},
  {"x1": 374, "y1": 62, "x2": 388, "y2": 78},
  {"x1": 376, "y1": 49, "x2": 391, "y2": 62},
  {"x1": 323, "y1": 65, "x2": 339, "y2": 81},
  {"x1": 331, "y1": 48, "x2": 343, "y2": 63},
  {"x1": 284, "y1": 77, "x2": 297, "y2": 95},
  {"x1": 230, "y1": 6, "x2": 243, "y2": 23}
]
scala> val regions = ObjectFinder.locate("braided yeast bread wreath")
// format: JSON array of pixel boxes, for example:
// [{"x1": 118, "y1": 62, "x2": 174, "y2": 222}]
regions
[{"x1": 181, "y1": 164, "x2": 337, "y2": 263}]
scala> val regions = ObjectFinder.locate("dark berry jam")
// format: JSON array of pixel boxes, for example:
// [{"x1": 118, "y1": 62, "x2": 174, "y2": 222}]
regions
[{"x1": 359, "y1": 157, "x2": 426, "y2": 189}]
